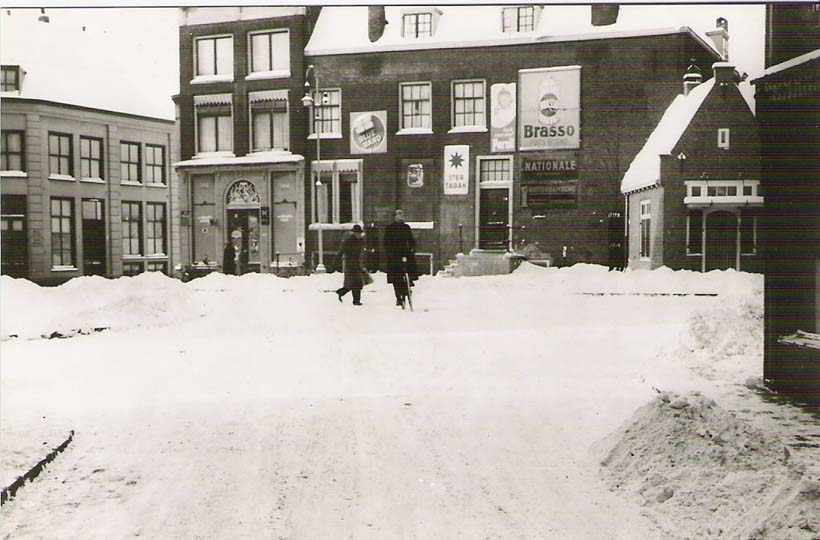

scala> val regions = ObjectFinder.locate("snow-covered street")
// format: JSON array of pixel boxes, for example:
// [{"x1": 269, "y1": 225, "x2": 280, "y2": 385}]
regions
[{"x1": 1, "y1": 265, "x2": 818, "y2": 539}]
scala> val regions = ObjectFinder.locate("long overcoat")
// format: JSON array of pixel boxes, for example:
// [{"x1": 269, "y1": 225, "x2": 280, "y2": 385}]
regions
[
  {"x1": 383, "y1": 221, "x2": 419, "y2": 284},
  {"x1": 336, "y1": 234, "x2": 366, "y2": 290}
]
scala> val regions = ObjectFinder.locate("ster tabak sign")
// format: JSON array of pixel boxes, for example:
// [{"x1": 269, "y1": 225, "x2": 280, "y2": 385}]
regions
[
  {"x1": 443, "y1": 145, "x2": 469, "y2": 195},
  {"x1": 349, "y1": 111, "x2": 387, "y2": 154},
  {"x1": 518, "y1": 66, "x2": 581, "y2": 151}
]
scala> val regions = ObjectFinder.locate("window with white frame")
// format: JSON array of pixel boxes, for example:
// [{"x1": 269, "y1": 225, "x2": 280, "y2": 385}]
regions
[
  {"x1": 502, "y1": 6, "x2": 537, "y2": 32},
  {"x1": 402, "y1": 12, "x2": 433, "y2": 38},
  {"x1": 49, "y1": 132, "x2": 73, "y2": 176},
  {"x1": 121, "y1": 201, "x2": 142, "y2": 256},
  {"x1": 145, "y1": 144, "x2": 166, "y2": 184},
  {"x1": 1, "y1": 66, "x2": 20, "y2": 92},
  {"x1": 120, "y1": 141, "x2": 141, "y2": 183},
  {"x1": 312, "y1": 161, "x2": 362, "y2": 225},
  {"x1": 452, "y1": 80, "x2": 486, "y2": 129},
  {"x1": 640, "y1": 200, "x2": 651, "y2": 259},
  {"x1": 1, "y1": 130, "x2": 24, "y2": 171},
  {"x1": 718, "y1": 128, "x2": 730, "y2": 149},
  {"x1": 146, "y1": 202, "x2": 166, "y2": 255},
  {"x1": 400, "y1": 82, "x2": 432, "y2": 130},
  {"x1": 686, "y1": 210, "x2": 703, "y2": 255},
  {"x1": 195, "y1": 95, "x2": 234, "y2": 153},
  {"x1": 479, "y1": 157, "x2": 511, "y2": 183},
  {"x1": 249, "y1": 29, "x2": 289, "y2": 75},
  {"x1": 250, "y1": 90, "x2": 289, "y2": 151},
  {"x1": 309, "y1": 89, "x2": 341, "y2": 137},
  {"x1": 80, "y1": 136, "x2": 103, "y2": 179},
  {"x1": 50, "y1": 197, "x2": 75, "y2": 268},
  {"x1": 195, "y1": 35, "x2": 233, "y2": 78}
]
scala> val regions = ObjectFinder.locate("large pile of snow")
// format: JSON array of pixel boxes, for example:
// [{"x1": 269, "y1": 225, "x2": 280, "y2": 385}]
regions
[{"x1": 600, "y1": 391, "x2": 820, "y2": 539}]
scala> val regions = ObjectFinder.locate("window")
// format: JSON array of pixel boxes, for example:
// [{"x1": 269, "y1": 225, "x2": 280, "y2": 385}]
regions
[
  {"x1": 121, "y1": 201, "x2": 142, "y2": 256},
  {"x1": 687, "y1": 210, "x2": 703, "y2": 255},
  {"x1": 195, "y1": 95, "x2": 233, "y2": 153},
  {"x1": 49, "y1": 132, "x2": 73, "y2": 176},
  {"x1": 402, "y1": 12, "x2": 433, "y2": 38},
  {"x1": 309, "y1": 89, "x2": 341, "y2": 137},
  {"x1": 743, "y1": 184, "x2": 753, "y2": 196},
  {"x1": 145, "y1": 144, "x2": 166, "y2": 184},
  {"x1": 121, "y1": 142, "x2": 141, "y2": 183},
  {"x1": 50, "y1": 197, "x2": 75, "y2": 267},
  {"x1": 195, "y1": 35, "x2": 233, "y2": 77},
  {"x1": 146, "y1": 203, "x2": 166, "y2": 255},
  {"x1": 122, "y1": 262, "x2": 143, "y2": 276},
  {"x1": 249, "y1": 30, "x2": 289, "y2": 74},
  {"x1": 147, "y1": 261, "x2": 167, "y2": 274},
  {"x1": 312, "y1": 160, "x2": 362, "y2": 225},
  {"x1": 250, "y1": 91, "x2": 289, "y2": 151},
  {"x1": 80, "y1": 136, "x2": 103, "y2": 179},
  {"x1": 1, "y1": 130, "x2": 24, "y2": 171},
  {"x1": 1, "y1": 66, "x2": 19, "y2": 92},
  {"x1": 640, "y1": 200, "x2": 651, "y2": 259},
  {"x1": 479, "y1": 158, "x2": 511, "y2": 183},
  {"x1": 502, "y1": 6, "x2": 537, "y2": 32},
  {"x1": 400, "y1": 82, "x2": 432, "y2": 130},
  {"x1": 740, "y1": 210, "x2": 757, "y2": 255},
  {"x1": 452, "y1": 80, "x2": 486, "y2": 129},
  {"x1": 691, "y1": 186, "x2": 702, "y2": 197},
  {"x1": 718, "y1": 128, "x2": 730, "y2": 149}
]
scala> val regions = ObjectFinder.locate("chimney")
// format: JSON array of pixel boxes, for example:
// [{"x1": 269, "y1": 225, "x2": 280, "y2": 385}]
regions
[
  {"x1": 37, "y1": 7, "x2": 49, "y2": 23},
  {"x1": 683, "y1": 60, "x2": 702, "y2": 96},
  {"x1": 368, "y1": 6, "x2": 387, "y2": 43},
  {"x1": 591, "y1": 5, "x2": 619, "y2": 27},
  {"x1": 705, "y1": 17, "x2": 729, "y2": 60},
  {"x1": 712, "y1": 61, "x2": 737, "y2": 87}
]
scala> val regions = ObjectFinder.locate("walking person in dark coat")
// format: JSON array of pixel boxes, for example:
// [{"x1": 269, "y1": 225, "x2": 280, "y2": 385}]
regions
[
  {"x1": 222, "y1": 241, "x2": 236, "y2": 275},
  {"x1": 383, "y1": 209, "x2": 418, "y2": 308},
  {"x1": 334, "y1": 224, "x2": 366, "y2": 306}
]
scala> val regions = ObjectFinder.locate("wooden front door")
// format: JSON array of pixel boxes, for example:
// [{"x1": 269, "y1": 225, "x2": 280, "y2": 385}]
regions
[
  {"x1": 705, "y1": 211, "x2": 737, "y2": 271},
  {"x1": 0, "y1": 195, "x2": 28, "y2": 278},
  {"x1": 82, "y1": 198, "x2": 106, "y2": 276},
  {"x1": 479, "y1": 188, "x2": 509, "y2": 250}
]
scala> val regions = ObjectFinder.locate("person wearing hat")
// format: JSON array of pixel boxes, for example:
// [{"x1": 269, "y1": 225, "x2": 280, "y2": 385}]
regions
[
  {"x1": 333, "y1": 224, "x2": 367, "y2": 305},
  {"x1": 383, "y1": 209, "x2": 418, "y2": 308}
]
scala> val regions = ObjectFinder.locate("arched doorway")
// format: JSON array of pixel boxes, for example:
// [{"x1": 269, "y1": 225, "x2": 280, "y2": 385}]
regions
[
  {"x1": 225, "y1": 180, "x2": 261, "y2": 274},
  {"x1": 705, "y1": 211, "x2": 737, "y2": 271}
]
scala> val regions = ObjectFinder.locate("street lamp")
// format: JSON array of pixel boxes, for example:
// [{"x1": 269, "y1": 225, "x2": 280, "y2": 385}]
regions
[{"x1": 302, "y1": 64, "x2": 326, "y2": 273}]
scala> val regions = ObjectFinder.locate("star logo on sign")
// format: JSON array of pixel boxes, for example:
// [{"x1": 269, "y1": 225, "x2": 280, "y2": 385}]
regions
[{"x1": 449, "y1": 152, "x2": 464, "y2": 168}]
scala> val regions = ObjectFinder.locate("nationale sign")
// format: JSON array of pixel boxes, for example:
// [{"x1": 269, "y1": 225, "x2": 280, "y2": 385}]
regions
[
  {"x1": 518, "y1": 66, "x2": 581, "y2": 151},
  {"x1": 350, "y1": 111, "x2": 387, "y2": 154},
  {"x1": 443, "y1": 145, "x2": 470, "y2": 195}
]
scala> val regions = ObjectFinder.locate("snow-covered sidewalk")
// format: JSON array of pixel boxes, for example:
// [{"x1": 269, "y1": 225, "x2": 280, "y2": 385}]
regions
[{"x1": 1, "y1": 264, "x2": 817, "y2": 539}]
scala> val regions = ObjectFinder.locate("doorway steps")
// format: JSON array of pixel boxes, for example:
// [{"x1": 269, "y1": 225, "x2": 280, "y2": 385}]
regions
[{"x1": 439, "y1": 249, "x2": 519, "y2": 277}]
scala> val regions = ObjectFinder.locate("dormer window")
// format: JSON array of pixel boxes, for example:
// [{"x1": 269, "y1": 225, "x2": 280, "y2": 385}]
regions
[
  {"x1": 402, "y1": 12, "x2": 433, "y2": 38},
  {"x1": 502, "y1": 6, "x2": 540, "y2": 33},
  {"x1": 1, "y1": 65, "x2": 20, "y2": 92}
]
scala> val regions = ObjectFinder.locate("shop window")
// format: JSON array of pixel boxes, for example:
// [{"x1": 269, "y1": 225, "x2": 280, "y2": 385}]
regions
[
  {"x1": 121, "y1": 141, "x2": 141, "y2": 183},
  {"x1": 312, "y1": 161, "x2": 362, "y2": 226},
  {"x1": 640, "y1": 200, "x2": 651, "y2": 259},
  {"x1": 452, "y1": 80, "x2": 486, "y2": 129},
  {"x1": 80, "y1": 136, "x2": 103, "y2": 180},
  {"x1": 740, "y1": 210, "x2": 757, "y2": 255},
  {"x1": 145, "y1": 144, "x2": 166, "y2": 184},
  {"x1": 1, "y1": 130, "x2": 25, "y2": 172},
  {"x1": 49, "y1": 132, "x2": 73, "y2": 177},
  {"x1": 687, "y1": 210, "x2": 703, "y2": 255},
  {"x1": 122, "y1": 201, "x2": 142, "y2": 256},
  {"x1": 308, "y1": 89, "x2": 341, "y2": 137},
  {"x1": 50, "y1": 197, "x2": 75, "y2": 268},
  {"x1": 399, "y1": 82, "x2": 432, "y2": 131},
  {"x1": 195, "y1": 35, "x2": 233, "y2": 78},
  {"x1": 248, "y1": 29, "x2": 289, "y2": 75}
]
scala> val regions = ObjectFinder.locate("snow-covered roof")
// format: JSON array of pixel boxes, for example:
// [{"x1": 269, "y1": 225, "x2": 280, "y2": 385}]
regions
[
  {"x1": 756, "y1": 48, "x2": 820, "y2": 79},
  {"x1": 0, "y1": 9, "x2": 174, "y2": 120},
  {"x1": 621, "y1": 78, "x2": 715, "y2": 194},
  {"x1": 174, "y1": 151, "x2": 304, "y2": 169},
  {"x1": 304, "y1": 5, "x2": 723, "y2": 57}
]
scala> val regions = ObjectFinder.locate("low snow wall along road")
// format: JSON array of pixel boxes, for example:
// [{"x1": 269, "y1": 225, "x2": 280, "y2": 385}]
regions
[{"x1": 1, "y1": 431, "x2": 74, "y2": 506}]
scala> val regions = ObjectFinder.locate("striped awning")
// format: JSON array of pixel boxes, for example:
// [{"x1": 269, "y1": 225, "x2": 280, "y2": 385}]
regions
[
  {"x1": 194, "y1": 93, "x2": 233, "y2": 107},
  {"x1": 248, "y1": 89, "x2": 288, "y2": 104}
]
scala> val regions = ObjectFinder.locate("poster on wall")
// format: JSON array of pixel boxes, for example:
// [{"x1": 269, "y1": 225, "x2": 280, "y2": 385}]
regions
[
  {"x1": 407, "y1": 163, "x2": 424, "y2": 188},
  {"x1": 518, "y1": 66, "x2": 581, "y2": 151},
  {"x1": 350, "y1": 111, "x2": 387, "y2": 154},
  {"x1": 443, "y1": 145, "x2": 470, "y2": 195},
  {"x1": 491, "y1": 83, "x2": 516, "y2": 152}
]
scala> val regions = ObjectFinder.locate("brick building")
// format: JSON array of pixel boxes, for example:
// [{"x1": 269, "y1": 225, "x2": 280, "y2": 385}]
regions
[
  {"x1": 1, "y1": 11, "x2": 179, "y2": 284},
  {"x1": 302, "y1": 6, "x2": 723, "y2": 273},
  {"x1": 755, "y1": 3, "x2": 820, "y2": 402},
  {"x1": 621, "y1": 59, "x2": 762, "y2": 272}
]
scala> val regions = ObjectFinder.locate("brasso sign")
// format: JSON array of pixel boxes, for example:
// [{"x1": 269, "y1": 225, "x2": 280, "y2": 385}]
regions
[{"x1": 518, "y1": 66, "x2": 581, "y2": 151}]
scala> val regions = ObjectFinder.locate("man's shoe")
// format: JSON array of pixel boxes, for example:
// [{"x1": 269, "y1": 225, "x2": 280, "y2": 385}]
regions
[
  {"x1": 353, "y1": 302, "x2": 363, "y2": 306},
  {"x1": 396, "y1": 298, "x2": 403, "y2": 306}
]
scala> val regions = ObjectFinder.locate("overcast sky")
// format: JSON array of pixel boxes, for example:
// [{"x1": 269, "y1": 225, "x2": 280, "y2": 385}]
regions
[{"x1": 2, "y1": 4, "x2": 766, "y2": 118}]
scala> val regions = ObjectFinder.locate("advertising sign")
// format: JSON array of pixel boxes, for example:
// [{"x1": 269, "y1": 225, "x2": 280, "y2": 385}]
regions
[
  {"x1": 443, "y1": 145, "x2": 470, "y2": 195},
  {"x1": 491, "y1": 83, "x2": 516, "y2": 153},
  {"x1": 350, "y1": 111, "x2": 388, "y2": 154},
  {"x1": 407, "y1": 163, "x2": 424, "y2": 188},
  {"x1": 518, "y1": 66, "x2": 581, "y2": 151}
]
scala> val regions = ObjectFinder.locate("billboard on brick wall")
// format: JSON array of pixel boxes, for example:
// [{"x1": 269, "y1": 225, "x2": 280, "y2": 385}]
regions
[
  {"x1": 491, "y1": 83, "x2": 516, "y2": 152},
  {"x1": 518, "y1": 66, "x2": 581, "y2": 151},
  {"x1": 443, "y1": 145, "x2": 470, "y2": 195},
  {"x1": 350, "y1": 111, "x2": 387, "y2": 154}
]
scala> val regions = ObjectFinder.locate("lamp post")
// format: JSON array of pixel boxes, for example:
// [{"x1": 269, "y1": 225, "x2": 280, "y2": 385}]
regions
[{"x1": 302, "y1": 64, "x2": 326, "y2": 273}]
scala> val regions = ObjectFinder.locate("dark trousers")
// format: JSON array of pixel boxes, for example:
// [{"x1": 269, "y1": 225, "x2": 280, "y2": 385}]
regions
[
  {"x1": 337, "y1": 287, "x2": 362, "y2": 304},
  {"x1": 392, "y1": 281, "x2": 408, "y2": 299}
]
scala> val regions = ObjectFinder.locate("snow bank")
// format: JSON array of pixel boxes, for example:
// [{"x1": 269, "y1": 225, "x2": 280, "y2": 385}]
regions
[{"x1": 600, "y1": 392, "x2": 820, "y2": 540}]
